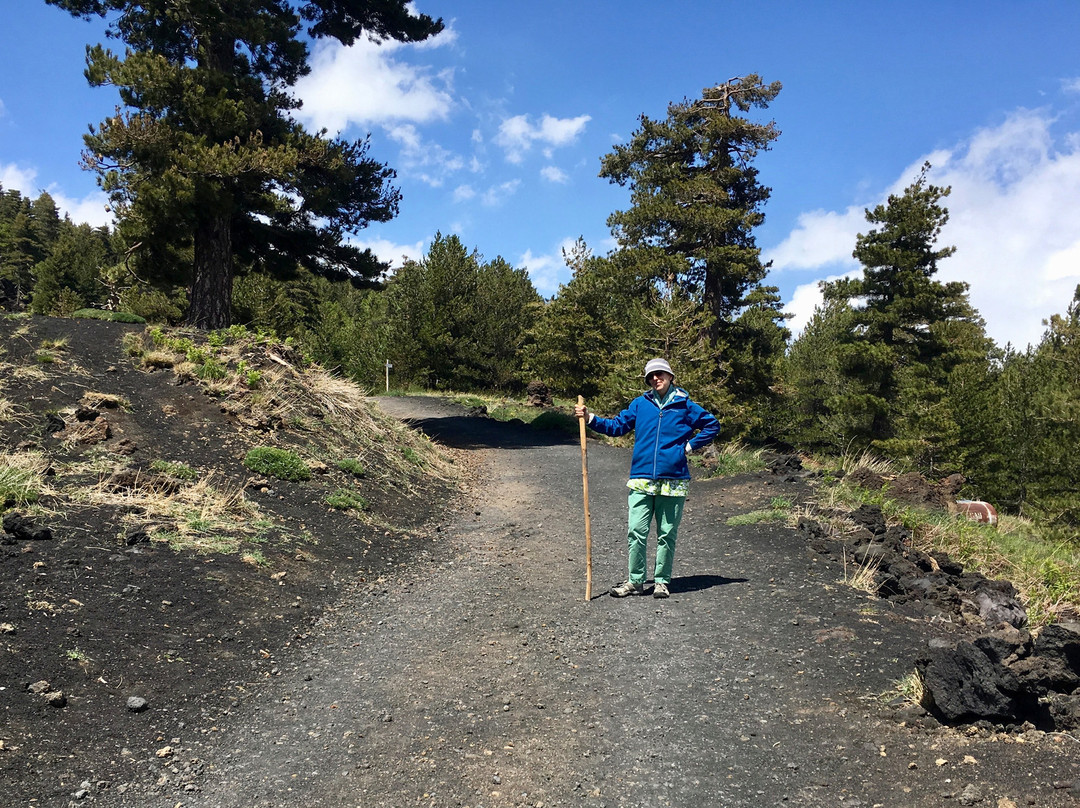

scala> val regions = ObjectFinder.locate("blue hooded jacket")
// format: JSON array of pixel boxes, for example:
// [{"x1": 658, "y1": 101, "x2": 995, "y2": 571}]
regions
[{"x1": 588, "y1": 387, "x2": 720, "y2": 480}]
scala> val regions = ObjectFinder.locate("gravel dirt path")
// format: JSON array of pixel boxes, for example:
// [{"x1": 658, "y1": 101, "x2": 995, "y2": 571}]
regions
[{"x1": 95, "y1": 396, "x2": 1078, "y2": 808}]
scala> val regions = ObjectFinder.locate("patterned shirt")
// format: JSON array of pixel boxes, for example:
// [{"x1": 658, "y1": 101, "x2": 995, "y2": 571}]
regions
[{"x1": 627, "y1": 478, "x2": 690, "y2": 497}]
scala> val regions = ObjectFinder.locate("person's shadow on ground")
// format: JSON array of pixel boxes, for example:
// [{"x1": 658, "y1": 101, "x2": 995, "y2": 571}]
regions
[
  {"x1": 590, "y1": 575, "x2": 748, "y2": 599},
  {"x1": 670, "y1": 574, "x2": 748, "y2": 594}
]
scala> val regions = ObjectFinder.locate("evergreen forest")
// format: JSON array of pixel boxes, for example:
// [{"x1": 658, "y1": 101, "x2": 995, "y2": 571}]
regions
[{"x1": 3, "y1": 4, "x2": 1079, "y2": 533}]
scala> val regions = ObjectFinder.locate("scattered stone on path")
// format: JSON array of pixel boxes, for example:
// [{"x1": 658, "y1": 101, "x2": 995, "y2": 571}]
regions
[
  {"x1": 45, "y1": 690, "x2": 67, "y2": 707},
  {"x1": 127, "y1": 696, "x2": 148, "y2": 713},
  {"x1": 3, "y1": 512, "x2": 53, "y2": 542}
]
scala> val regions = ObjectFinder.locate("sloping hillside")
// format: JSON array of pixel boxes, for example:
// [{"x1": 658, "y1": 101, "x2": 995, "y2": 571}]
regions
[{"x1": 0, "y1": 315, "x2": 460, "y2": 805}]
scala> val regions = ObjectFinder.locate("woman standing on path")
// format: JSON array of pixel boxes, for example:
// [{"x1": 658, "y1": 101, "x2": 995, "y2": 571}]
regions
[{"x1": 575, "y1": 358, "x2": 720, "y2": 598}]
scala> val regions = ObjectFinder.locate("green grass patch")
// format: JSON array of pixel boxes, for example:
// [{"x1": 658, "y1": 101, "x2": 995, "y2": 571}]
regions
[
  {"x1": 65, "y1": 647, "x2": 92, "y2": 663},
  {"x1": 325, "y1": 488, "x2": 369, "y2": 511},
  {"x1": 401, "y1": 447, "x2": 424, "y2": 467},
  {"x1": 154, "y1": 529, "x2": 241, "y2": 554},
  {"x1": 336, "y1": 458, "x2": 366, "y2": 477},
  {"x1": 241, "y1": 549, "x2": 268, "y2": 566},
  {"x1": 243, "y1": 447, "x2": 311, "y2": 481},
  {"x1": 149, "y1": 459, "x2": 200, "y2": 481},
  {"x1": 726, "y1": 495, "x2": 794, "y2": 525},
  {"x1": 703, "y1": 443, "x2": 768, "y2": 478},
  {"x1": 72, "y1": 308, "x2": 146, "y2": 324},
  {"x1": 727, "y1": 508, "x2": 789, "y2": 526},
  {"x1": 0, "y1": 464, "x2": 41, "y2": 507}
]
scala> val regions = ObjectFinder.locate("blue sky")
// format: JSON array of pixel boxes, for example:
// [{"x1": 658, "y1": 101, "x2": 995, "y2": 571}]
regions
[{"x1": 3, "y1": 2, "x2": 1080, "y2": 350}]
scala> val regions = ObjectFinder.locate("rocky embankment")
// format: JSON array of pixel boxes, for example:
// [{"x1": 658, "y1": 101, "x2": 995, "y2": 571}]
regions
[{"x1": 797, "y1": 468, "x2": 1080, "y2": 733}]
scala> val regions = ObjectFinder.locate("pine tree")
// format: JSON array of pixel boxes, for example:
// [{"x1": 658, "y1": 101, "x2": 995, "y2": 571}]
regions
[
  {"x1": 597, "y1": 76, "x2": 787, "y2": 427},
  {"x1": 1025, "y1": 287, "x2": 1080, "y2": 524},
  {"x1": 824, "y1": 163, "x2": 985, "y2": 470},
  {"x1": 599, "y1": 76, "x2": 783, "y2": 340},
  {"x1": 31, "y1": 222, "x2": 116, "y2": 315},
  {"x1": 780, "y1": 296, "x2": 858, "y2": 452},
  {"x1": 522, "y1": 239, "x2": 642, "y2": 403},
  {"x1": 383, "y1": 234, "x2": 540, "y2": 391},
  {"x1": 48, "y1": 0, "x2": 443, "y2": 329}
]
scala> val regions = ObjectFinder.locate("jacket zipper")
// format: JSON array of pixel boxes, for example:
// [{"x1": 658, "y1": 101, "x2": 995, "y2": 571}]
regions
[{"x1": 652, "y1": 404, "x2": 663, "y2": 478}]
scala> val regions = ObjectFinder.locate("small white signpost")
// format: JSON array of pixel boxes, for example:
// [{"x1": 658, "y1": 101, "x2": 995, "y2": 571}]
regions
[{"x1": 385, "y1": 359, "x2": 393, "y2": 392}]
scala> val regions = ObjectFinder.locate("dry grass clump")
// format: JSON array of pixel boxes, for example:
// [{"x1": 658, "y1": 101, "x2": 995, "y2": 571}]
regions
[
  {"x1": 842, "y1": 554, "x2": 882, "y2": 595},
  {"x1": 12, "y1": 364, "x2": 48, "y2": 382},
  {"x1": 0, "y1": 450, "x2": 53, "y2": 507},
  {"x1": 0, "y1": 395, "x2": 28, "y2": 426},
  {"x1": 81, "y1": 392, "x2": 129, "y2": 410},
  {"x1": 82, "y1": 468, "x2": 264, "y2": 554},
  {"x1": 839, "y1": 448, "x2": 896, "y2": 477},
  {"x1": 142, "y1": 350, "x2": 177, "y2": 369}
]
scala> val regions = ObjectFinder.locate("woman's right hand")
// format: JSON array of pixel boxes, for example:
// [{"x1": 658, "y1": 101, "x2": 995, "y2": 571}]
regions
[{"x1": 574, "y1": 403, "x2": 588, "y2": 420}]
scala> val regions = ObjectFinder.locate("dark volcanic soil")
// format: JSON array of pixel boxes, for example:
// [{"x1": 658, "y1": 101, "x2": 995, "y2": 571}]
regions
[
  {"x1": 0, "y1": 316, "x2": 450, "y2": 807},
  {"x1": 3, "y1": 316, "x2": 1080, "y2": 807}
]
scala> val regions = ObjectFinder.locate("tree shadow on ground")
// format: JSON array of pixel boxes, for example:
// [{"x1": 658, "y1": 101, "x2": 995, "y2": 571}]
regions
[{"x1": 399, "y1": 415, "x2": 575, "y2": 450}]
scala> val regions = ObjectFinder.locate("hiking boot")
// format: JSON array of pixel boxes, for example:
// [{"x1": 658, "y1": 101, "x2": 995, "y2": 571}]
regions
[
  {"x1": 653, "y1": 582, "x2": 670, "y2": 599},
  {"x1": 609, "y1": 580, "x2": 644, "y2": 597}
]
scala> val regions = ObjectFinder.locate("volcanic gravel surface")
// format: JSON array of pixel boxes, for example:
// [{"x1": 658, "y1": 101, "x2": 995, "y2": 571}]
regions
[
  {"x1": 99, "y1": 397, "x2": 1080, "y2": 808},
  {"x1": 2, "y1": 322, "x2": 1078, "y2": 806}
]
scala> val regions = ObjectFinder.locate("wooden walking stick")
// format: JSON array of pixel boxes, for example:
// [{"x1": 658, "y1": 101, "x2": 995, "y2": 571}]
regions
[{"x1": 577, "y1": 395, "x2": 593, "y2": 601}]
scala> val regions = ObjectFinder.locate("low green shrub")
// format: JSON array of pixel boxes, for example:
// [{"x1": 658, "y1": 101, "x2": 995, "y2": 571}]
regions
[
  {"x1": 149, "y1": 459, "x2": 200, "y2": 481},
  {"x1": 703, "y1": 443, "x2": 767, "y2": 478},
  {"x1": 243, "y1": 447, "x2": 311, "y2": 481},
  {"x1": 0, "y1": 465, "x2": 40, "y2": 507},
  {"x1": 195, "y1": 356, "x2": 228, "y2": 380},
  {"x1": 336, "y1": 458, "x2": 366, "y2": 477},
  {"x1": 325, "y1": 489, "x2": 369, "y2": 511},
  {"x1": 72, "y1": 308, "x2": 146, "y2": 324}
]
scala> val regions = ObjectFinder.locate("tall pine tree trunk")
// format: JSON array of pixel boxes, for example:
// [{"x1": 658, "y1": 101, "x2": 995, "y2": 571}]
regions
[{"x1": 187, "y1": 214, "x2": 233, "y2": 329}]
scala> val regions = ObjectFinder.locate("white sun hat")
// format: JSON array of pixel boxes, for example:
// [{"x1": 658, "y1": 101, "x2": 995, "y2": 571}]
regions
[{"x1": 643, "y1": 358, "x2": 673, "y2": 378}]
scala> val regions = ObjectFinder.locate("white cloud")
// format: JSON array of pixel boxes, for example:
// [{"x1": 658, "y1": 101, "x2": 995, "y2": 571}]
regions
[
  {"x1": 452, "y1": 184, "x2": 475, "y2": 202},
  {"x1": 481, "y1": 179, "x2": 520, "y2": 207},
  {"x1": 540, "y1": 165, "x2": 568, "y2": 184},
  {"x1": 1, "y1": 162, "x2": 113, "y2": 228},
  {"x1": 1063, "y1": 77, "x2": 1080, "y2": 95},
  {"x1": 1, "y1": 162, "x2": 38, "y2": 194},
  {"x1": 494, "y1": 113, "x2": 590, "y2": 163},
  {"x1": 1043, "y1": 240, "x2": 1080, "y2": 282},
  {"x1": 929, "y1": 109, "x2": 1080, "y2": 349},
  {"x1": 0, "y1": 98, "x2": 6, "y2": 119},
  {"x1": 774, "y1": 108, "x2": 1080, "y2": 350},
  {"x1": 518, "y1": 237, "x2": 583, "y2": 297},
  {"x1": 293, "y1": 31, "x2": 455, "y2": 133},
  {"x1": 351, "y1": 237, "x2": 425, "y2": 269},
  {"x1": 387, "y1": 124, "x2": 463, "y2": 187},
  {"x1": 51, "y1": 190, "x2": 113, "y2": 228},
  {"x1": 764, "y1": 207, "x2": 864, "y2": 271},
  {"x1": 785, "y1": 271, "x2": 861, "y2": 338}
]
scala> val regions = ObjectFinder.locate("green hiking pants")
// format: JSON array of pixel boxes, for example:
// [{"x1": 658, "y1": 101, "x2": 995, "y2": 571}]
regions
[{"x1": 626, "y1": 490, "x2": 685, "y2": 586}]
